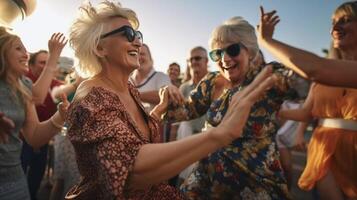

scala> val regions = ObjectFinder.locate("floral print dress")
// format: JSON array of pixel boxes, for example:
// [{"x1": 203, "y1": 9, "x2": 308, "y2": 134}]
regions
[
  {"x1": 165, "y1": 62, "x2": 298, "y2": 200},
  {"x1": 65, "y1": 84, "x2": 184, "y2": 200}
]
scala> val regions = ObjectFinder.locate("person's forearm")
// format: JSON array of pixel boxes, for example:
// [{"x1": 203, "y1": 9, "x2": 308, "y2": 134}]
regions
[
  {"x1": 52, "y1": 83, "x2": 77, "y2": 100},
  {"x1": 24, "y1": 111, "x2": 62, "y2": 148},
  {"x1": 129, "y1": 127, "x2": 227, "y2": 189},
  {"x1": 139, "y1": 90, "x2": 160, "y2": 104},
  {"x1": 260, "y1": 38, "x2": 322, "y2": 79},
  {"x1": 278, "y1": 108, "x2": 312, "y2": 122},
  {"x1": 260, "y1": 38, "x2": 357, "y2": 88},
  {"x1": 32, "y1": 54, "x2": 59, "y2": 104}
]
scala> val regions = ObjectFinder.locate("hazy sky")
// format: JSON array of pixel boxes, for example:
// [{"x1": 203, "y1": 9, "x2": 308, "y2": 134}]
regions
[{"x1": 13, "y1": 0, "x2": 345, "y2": 73}]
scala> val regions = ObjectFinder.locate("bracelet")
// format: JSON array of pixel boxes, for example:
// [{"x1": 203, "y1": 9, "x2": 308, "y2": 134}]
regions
[{"x1": 50, "y1": 116, "x2": 63, "y2": 129}]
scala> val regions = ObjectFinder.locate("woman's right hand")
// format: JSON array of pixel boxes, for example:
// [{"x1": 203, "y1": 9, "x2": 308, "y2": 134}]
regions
[
  {"x1": 214, "y1": 66, "x2": 277, "y2": 144},
  {"x1": 257, "y1": 6, "x2": 280, "y2": 43},
  {"x1": 0, "y1": 112, "x2": 15, "y2": 143}
]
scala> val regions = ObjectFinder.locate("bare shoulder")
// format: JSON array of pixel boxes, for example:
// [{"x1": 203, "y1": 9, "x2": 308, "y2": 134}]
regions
[{"x1": 72, "y1": 79, "x2": 104, "y2": 103}]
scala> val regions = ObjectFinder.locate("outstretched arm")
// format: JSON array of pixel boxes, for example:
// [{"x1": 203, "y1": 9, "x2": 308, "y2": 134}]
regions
[
  {"x1": 257, "y1": 6, "x2": 357, "y2": 88},
  {"x1": 22, "y1": 94, "x2": 69, "y2": 148},
  {"x1": 32, "y1": 33, "x2": 67, "y2": 104}
]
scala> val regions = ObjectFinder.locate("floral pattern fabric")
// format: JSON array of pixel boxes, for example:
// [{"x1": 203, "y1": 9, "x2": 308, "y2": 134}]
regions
[
  {"x1": 65, "y1": 84, "x2": 184, "y2": 200},
  {"x1": 166, "y1": 62, "x2": 298, "y2": 200}
]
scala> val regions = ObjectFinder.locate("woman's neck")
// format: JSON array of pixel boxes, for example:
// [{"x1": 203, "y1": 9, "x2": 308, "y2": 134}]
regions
[
  {"x1": 99, "y1": 66, "x2": 130, "y2": 94},
  {"x1": 339, "y1": 48, "x2": 357, "y2": 61}
]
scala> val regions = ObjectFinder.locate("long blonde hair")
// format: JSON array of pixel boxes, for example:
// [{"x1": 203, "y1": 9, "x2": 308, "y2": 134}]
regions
[{"x1": 0, "y1": 27, "x2": 31, "y2": 104}]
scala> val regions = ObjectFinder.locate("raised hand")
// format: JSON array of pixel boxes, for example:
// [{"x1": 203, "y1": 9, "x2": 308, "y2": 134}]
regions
[
  {"x1": 0, "y1": 112, "x2": 15, "y2": 143},
  {"x1": 48, "y1": 33, "x2": 67, "y2": 58},
  {"x1": 257, "y1": 6, "x2": 280, "y2": 42},
  {"x1": 215, "y1": 66, "x2": 277, "y2": 144},
  {"x1": 46, "y1": 33, "x2": 68, "y2": 72}
]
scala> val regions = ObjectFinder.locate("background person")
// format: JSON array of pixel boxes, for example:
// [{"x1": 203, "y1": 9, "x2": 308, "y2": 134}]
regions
[
  {"x1": 0, "y1": 27, "x2": 68, "y2": 200},
  {"x1": 257, "y1": 4, "x2": 357, "y2": 88},
  {"x1": 130, "y1": 43, "x2": 171, "y2": 112},
  {"x1": 174, "y1": 46, "x2": 209, "y2": 186},
  {"x1": 21, "y1": 48, "x2": 64, "y2": 200},
  {"x1": 259, "y1": 3, "x2": 357, "y2": 199},
  {"x1": 167, "y1": 62, "x2": 182, "y2": 88}
]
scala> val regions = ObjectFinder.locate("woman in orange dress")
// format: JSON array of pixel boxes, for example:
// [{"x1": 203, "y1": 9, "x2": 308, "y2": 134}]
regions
[{"x1": 258, "y1": 2, "x2": 357, "y2": 199}]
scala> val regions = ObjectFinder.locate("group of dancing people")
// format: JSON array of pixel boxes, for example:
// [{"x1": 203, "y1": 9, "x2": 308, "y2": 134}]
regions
[{"x1": 0, "y1": 1, "x2": 356, "y2": 199}]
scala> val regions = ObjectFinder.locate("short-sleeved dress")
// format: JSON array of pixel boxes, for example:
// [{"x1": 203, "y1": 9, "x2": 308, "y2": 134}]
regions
[
  {"x1": 165, "y1": 63, "x2": 298, "y2": 200},
  {"x1": 0, "y1": 77, "x2": 32, "y2": 200},
  {"x1": 65, "y1": 83, "x2": 184, "y2": 200},
  {"x1": 298, "y1": 84, "x2": 357, "y2": 198}
]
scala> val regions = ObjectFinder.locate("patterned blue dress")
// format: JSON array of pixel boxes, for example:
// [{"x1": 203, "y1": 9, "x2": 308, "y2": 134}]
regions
[{"x1": 165, "y1": 62, "x2": 298, "y2": 200}]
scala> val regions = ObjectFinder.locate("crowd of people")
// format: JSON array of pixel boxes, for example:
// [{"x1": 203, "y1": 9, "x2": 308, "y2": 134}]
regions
[{"x1": 0, "y1": 0, "x2": 356, "y2": 200}]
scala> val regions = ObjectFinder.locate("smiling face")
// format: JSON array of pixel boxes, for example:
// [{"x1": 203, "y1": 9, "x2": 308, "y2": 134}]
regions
[
  {"x1": 331, "y1": 14, "x2": 357, "y2": 51},
  {"x1": 99, "y1": 17, "x2": 142, "y2": 74},
  {"x1": 214, "y1": 42, "x2": 250, "y2": 85},
  {"x1": 331, "y1": 3, "x2": 357, "y2": 52},
  {"x1": 6, "y1": 38, "x2": 29, "y2": 77},
  {"x1": 167, "y1": 63, "x2": 180, "y2": 82}
]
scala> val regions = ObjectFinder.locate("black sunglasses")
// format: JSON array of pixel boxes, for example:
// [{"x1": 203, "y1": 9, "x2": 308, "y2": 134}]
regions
[
  {"x1": 100, "y1": 25, "x2": 143, "y2": 43},
  {"x1": 209, "y1": 43, "x2": 244, "y2": 62}
]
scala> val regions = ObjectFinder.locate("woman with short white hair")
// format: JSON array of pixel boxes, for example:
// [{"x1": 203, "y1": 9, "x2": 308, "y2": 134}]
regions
[{"x1": 163, "y1": 16, "x2": 299, "y2": 199}]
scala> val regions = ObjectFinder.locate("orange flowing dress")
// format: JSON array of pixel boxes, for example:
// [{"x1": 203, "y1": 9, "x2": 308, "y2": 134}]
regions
[{"x1": 298, "y1": 84, "x2": 357, "y2": 198}]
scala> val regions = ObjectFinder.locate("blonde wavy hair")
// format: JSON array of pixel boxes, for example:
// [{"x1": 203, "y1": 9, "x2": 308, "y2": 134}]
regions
[
  {"x1": 0, "y1": 27, "x2": 31, "y2": 103},
  {"x1": 69, "y1": 0, "x2": 139, "y2": 78},
  {"x1": 333, "y1": 1, "x2": 357, "y2": 21},
  {"x1": 209, "y1": 16, "x2": 259, "y2": 63}
]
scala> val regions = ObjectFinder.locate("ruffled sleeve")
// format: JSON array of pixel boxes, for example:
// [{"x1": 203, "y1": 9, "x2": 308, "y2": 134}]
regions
[{"x1": 66, "y1": 88, "x2": 144, "y2": 198}]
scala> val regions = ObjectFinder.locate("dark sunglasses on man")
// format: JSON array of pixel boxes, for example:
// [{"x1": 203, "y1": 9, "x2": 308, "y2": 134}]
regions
[
  {"x1": 100, "y1": 25, "x2": 143, "y2": 43},
  {"x1": 209, "y1": 43, "x2": 245, "y2": 62}
]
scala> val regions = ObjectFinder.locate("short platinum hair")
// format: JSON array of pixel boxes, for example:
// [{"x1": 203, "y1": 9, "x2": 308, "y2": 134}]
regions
[
  {"x1": 69, "y1": 0, "x2": 139, "y2": 78},
  {"x1": 209, "y1": 16, "x2": 259, "y2": 62}
]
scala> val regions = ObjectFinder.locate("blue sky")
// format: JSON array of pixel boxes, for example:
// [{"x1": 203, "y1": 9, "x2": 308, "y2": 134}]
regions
[{"x1": 14, "y1": 0, "x2": 345, "y2": 73}]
